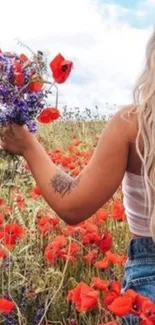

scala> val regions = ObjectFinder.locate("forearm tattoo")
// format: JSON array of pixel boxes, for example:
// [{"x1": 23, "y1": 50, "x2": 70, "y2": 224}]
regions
[{"x1": 50, "y1": 168, "x2": 80, "y2": 197}]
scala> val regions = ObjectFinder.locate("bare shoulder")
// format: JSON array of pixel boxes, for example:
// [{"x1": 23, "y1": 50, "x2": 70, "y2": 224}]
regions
[{"x1": 105, "y1": 104, "x2": 138, "y2": 143}]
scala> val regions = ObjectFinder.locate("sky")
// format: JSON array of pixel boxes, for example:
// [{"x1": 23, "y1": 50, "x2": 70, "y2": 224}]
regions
[{"x1": 0, "y1": 0, "x2": 155, "y2": 115}]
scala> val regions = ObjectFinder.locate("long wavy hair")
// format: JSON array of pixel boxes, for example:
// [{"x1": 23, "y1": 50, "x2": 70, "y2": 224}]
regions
[{"x1": 133, "y1": 27, "x2": 155, "y2": 240}]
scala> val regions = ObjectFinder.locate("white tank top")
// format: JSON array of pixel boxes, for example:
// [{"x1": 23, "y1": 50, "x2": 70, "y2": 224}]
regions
[{"x1": 122, "y1": 171, "x2": 151, "y2": 237}]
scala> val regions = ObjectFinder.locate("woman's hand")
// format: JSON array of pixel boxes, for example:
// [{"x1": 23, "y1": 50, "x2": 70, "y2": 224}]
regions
[{"x1": 0, "y1": 124, "x2": 38, "y2": 156}]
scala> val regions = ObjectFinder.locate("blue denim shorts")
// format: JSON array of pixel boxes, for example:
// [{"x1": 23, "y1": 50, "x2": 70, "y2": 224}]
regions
[{"x1": 122, "y1": 237, "x2": 155, "y2": 325}]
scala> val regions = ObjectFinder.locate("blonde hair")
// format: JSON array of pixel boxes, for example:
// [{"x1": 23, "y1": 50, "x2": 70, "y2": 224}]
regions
[{"x1": 133, "y1": 27, "x2": 155, "y2": 240}]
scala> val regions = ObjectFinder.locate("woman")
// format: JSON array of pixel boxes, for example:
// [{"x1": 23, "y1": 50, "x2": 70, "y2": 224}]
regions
[{"x1": 1, "y1": 29, "x2": 155, "y2": 324}]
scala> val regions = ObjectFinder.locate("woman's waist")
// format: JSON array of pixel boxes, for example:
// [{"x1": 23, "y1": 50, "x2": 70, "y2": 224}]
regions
[{"x1": 126, "y1": 214, "x2": 151, "y2": 237}]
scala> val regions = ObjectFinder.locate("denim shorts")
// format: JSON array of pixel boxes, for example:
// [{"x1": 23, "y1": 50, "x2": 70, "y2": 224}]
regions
[{"x1": 122, "y1": 237, "x2": 155, "y2": 325}]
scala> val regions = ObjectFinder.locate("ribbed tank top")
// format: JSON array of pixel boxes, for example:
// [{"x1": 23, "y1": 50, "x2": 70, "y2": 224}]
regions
[{"x1": 122, "y1": 171, "x2": 150, "y2": 237}]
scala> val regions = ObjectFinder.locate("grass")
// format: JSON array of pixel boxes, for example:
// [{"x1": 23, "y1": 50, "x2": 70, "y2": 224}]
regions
[{"x1": 0, "y1": 119, "x2": 131, "y2": 325}]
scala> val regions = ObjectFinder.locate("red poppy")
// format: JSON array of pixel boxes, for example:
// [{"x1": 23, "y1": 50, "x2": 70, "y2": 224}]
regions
[
  {"x1": 106, "y1": 288, "x2": 155, "y2": 320},
  {"x1": 37, "y1": 107, "x2": 60, "y2": 124},
  {"x1": 107, "y1": 251, "x2": 127, "y2": 266},
  {"x1": 29, "y1": 186, "x2": 41, "y2": 198},
  {"x1": 57, "y1": 242, "x2": 80, "y2": 262},
  {"x1": 104, "y1": 291, "x2": 118, "y2": 307},
  {"x1": 82, "y1": 222, "x2": 98, "y2": 233},
  {"x1": 129, "y1": 292, "x2": 155, "y2": 317},
  {"x1": 109, "y1": 281, "x2": 122, "y2": 296},
  {"x1": 67, "y1": 282, "x2": 99, "y2": 312},
  {"x1": 0, "y1": 248, "x2": 7, "y2": 259},
  {"x1": 91, "y1": 277, "x2": 109, "y2": 292},
  {"x1": 83, "y1": 249, "x2": 98, "y2": 263},
  {"x1": 61, "y1": 225, "x2": 76, "y2": 237},
  {"x1": 0, "y1": 199, "x2": 5, "y2": 206},
  {"x1": 20, "y1": 53, "x2": 29, "y2": 63},
  {"x1": 0, "y1": 213, "x2": 4, "y2": 225},
  {"x1": 5, "y1": 223, "x2": 24, "y2": 238},
  {"x1": 50, "y1": 53, "x2": 73, "y2": 84},
  {"x1": 72, "y1": 167, "x2": 81, "y2": 177},
  {"x1": 38, "y1": 216, "x2": 59, "y2": 236},
  {"x1": 16, "y1": 195, "x2": 26, "y2": 209},
  {"x1": 140, "y1": 316, "x2": 155, "y2": 325},
  {"x1": 95, "y1": 256, "x2": 109, "y2": 269},
  {"x1": 82, "y1": 232, "x2": 101, "y2": 244},
  {"x1": 94, "y1": 208, "x2": 108, "y2": 223},
  {"x1": 124, "y1": 289, "x2": 137, "y2": 300},
  {"x1": 0, "y1": 298, "x2": 15, "y2": 313},
  {"x1": 108, "y1": 296, "x2": 133, "y2": 316},
  {"x1": 1, "y1": 205, "x2": 11, "y2": 216},
  {"x1": 112, "y1": 200, "x2": 126, "y2": 221},
  {"x1": 44, "y1": 249, "x2": 55, "y2": 264},
  {"x1": 14, "y1": 72, "x2": 24, "y2": 86},
  {"x1": 98, "y1": 231, "x2": 112, "y2": 253},
  {"x1": 29, "y1": 80, "x2": 43, "y2": 92},
  {"x1": 141, "y1": 298, "x2": 155, "y2": 315},
  {"x1": 60, "y1": 156, "x2": 72, "y2": 168},
  {"x1": 51, "y1": 235, "x2": 67, "y2": 250},
  {"x1": 13, "y1": 59, "x2": 22, "y2": 73},
  {"x1": 1, "y1": 223, "x2": 25, "y2": 248},
  {"x1": 95, "y1": 251, "x2": 126, "y2": 269},
  {"x1": 44, "y1": 235, "x2": 67, "y2": 264},
  {"x1": 69, "y1": 242, "x2": 80, "y2": 255},
  {"x1": 68, "y1": 162, "x2": 76, "y2": 170}
]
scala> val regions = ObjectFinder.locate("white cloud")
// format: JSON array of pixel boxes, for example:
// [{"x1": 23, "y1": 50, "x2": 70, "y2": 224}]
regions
[
  {"x1": 144, "y1": 0, "x2": 155, "y2": 6},
  {"x1": 0, "y1": 0, "x2": 154, "y2": 115}
]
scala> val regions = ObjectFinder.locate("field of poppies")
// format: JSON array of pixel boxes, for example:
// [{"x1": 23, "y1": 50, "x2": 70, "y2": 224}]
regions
[{"x1": 0, "y1": 117, "x2": 155, "y2": 325}]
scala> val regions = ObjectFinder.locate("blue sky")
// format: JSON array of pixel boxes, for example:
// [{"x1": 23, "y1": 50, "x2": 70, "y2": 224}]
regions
[
  {"x1": 101, "y1": 0, "x2": 155, "y2": 29},
  {"x1": 0, "y1": 0, "x2": 154, "y2": 114},
  {"x1": 109, "y1": 0, "x2": 137, "y2": 6},
  {"x1": 104, "y1": 0, "x2": 140, "y2": 9}
]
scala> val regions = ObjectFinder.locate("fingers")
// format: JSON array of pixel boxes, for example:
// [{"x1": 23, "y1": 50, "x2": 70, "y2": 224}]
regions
[
  {"x1": 8, "y1": 125, "x2": 15, "y2": 135},
  {"x1": 0, "y1": 128, "x2": 12, "y2": 148},
  {"x1": 1, "y1": 125, "x2": 13, "y2": 138},
  {"x1": 4, "y1": 124, "x2": 25, "y2": 136}
]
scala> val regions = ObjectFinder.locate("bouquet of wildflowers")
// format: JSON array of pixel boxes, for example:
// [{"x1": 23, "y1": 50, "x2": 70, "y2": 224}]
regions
[
  {"x1": 0, "y1": 49, "x2": 73, "y2": 186},
  {"x1": 0, "y1": 50, "x2": 73, "y2": 132}
]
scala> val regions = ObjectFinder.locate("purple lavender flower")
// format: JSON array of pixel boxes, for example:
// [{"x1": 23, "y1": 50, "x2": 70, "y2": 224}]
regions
[
  {"x1": 4, "y1": 313, "x2": 16, "y2": 325},
  {"x1": 34, "y1": 307, "x2": 44, "y2": 324},
  {"x1": 0, "y1": 52, "x2": 47, "y2": 132},
  {"x1": 26, "y1": 120, "x2": 37, "y2": 132},
  {"x1": 19, "y1": 287, "x2": 27, "y2": 311}
]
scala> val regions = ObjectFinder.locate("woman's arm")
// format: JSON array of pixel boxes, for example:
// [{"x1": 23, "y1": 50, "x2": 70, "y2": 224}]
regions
[{"x1": 1, "y1": 107, "x2": 133, "y2": 225}]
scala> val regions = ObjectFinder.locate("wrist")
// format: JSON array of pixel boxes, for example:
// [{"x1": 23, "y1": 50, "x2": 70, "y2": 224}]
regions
[{"x1": 22, "y1": 138, "x2": 40, "y2": 157}]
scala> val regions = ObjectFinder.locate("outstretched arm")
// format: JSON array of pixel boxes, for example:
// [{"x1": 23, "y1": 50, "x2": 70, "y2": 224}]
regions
[{"x1": 1, "y1": 107, "x2": 133, "y2": 225}]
